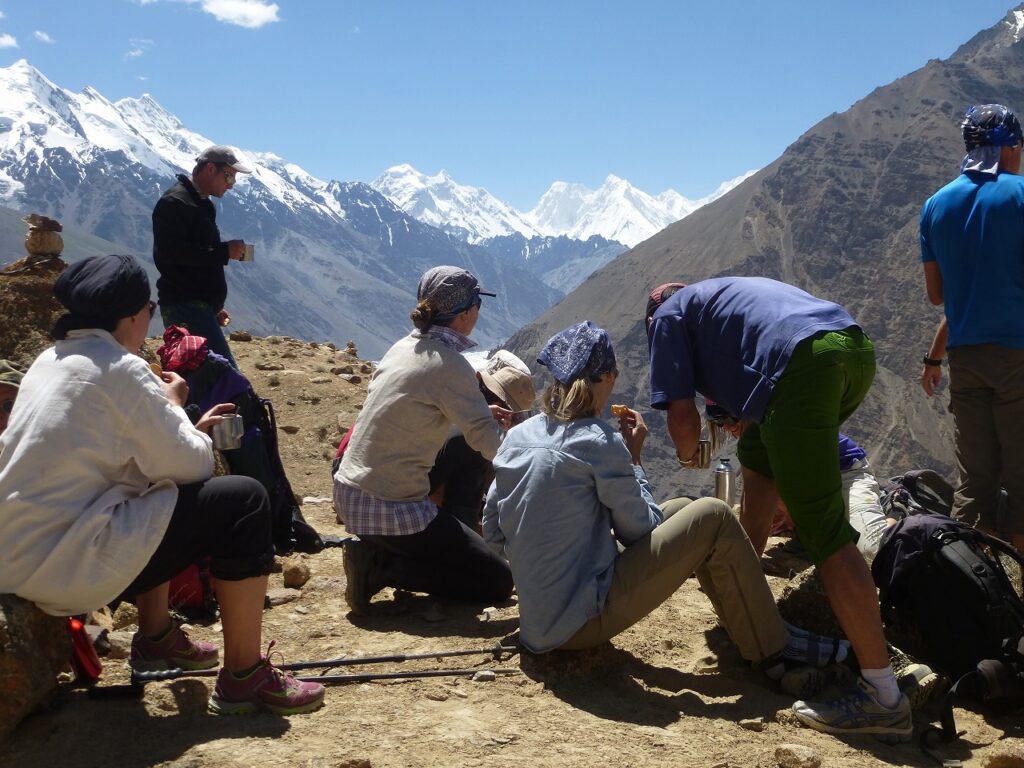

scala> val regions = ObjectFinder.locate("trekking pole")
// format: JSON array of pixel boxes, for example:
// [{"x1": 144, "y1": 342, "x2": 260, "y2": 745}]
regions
[
  {"x1": 294, "y1": 667, "x2": 521, "y2": 685},
  {"x1": 128, "y1": 642, "x2": 518, "y2": 684}
]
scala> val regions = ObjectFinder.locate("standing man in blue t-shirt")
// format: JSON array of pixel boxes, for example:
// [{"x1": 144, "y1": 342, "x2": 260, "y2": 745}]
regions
[
  {"x1": 919, "y1": 104, "x2": 1024, "y2": 553},
  {"x1": 648, "y1": 276, "x2": 911, "y2": 740}
]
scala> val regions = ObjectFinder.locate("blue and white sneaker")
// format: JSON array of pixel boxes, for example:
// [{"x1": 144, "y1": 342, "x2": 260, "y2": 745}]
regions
[{"x1": 792, "y1": 678, "x2": 912, "y2": 742}]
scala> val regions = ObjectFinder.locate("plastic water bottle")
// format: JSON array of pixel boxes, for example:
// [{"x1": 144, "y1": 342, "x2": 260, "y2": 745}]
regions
[{"x1": 714, "y1": 458, "x2": 737, "y2": 505}]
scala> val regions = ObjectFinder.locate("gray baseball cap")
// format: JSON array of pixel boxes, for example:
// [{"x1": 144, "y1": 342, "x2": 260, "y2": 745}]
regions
[{"x1": 195, "y1": 145, "x2": 252, "y2": 173}]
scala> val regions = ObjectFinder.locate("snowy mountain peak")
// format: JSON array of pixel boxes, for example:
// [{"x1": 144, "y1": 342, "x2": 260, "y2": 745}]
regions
[
  {"x1": 374, "y1": 163, "x2": 755, "y2": 248},
  {"x1": 371, "y1": 164, "x2": 541, "y2": 242}
]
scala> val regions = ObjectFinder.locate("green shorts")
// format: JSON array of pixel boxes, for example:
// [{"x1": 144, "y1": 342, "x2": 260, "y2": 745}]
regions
[{"x1": 736, "y1": 327, "x2": 875, "y2": 565}]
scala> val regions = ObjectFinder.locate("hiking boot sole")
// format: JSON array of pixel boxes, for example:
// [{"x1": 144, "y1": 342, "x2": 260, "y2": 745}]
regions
[
  {"x1": 208, "y1": 691, "x2": 325, "y2": 716},
  {"x1": 792, "y1": 707, "x2": 913, "y2": 739},
  {"x1": 130, "y1": 656, "x2": 219, "y2": 673}
]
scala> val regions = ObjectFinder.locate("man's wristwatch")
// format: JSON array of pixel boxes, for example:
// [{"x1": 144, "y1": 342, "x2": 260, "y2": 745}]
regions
[{"x1": 922, "y1": 355, "x2": 944, "y2": 366}]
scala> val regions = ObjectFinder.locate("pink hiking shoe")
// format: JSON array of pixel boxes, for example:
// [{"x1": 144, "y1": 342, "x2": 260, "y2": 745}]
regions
[
  {"x1": 209, "y1": 643, "x2": 325, "y2": 716},
  {"x1": 130, "y1": 622, "x2": 219, "y2": 672}
]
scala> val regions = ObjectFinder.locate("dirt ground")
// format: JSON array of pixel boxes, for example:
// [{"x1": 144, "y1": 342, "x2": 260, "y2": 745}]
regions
[{"x1": 2, "y1": 334, "x2": 1023, "y2": 768}]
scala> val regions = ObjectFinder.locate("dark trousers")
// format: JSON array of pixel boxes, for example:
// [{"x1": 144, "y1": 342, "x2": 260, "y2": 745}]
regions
[
  {"x1": 120, "y1": 475, "x2": 275, "y2": 600},
  {"x1": 361, "y1": 512, "x2": 513, "y2": 603},
  {"x1": 161, "y1": 301, "x2": 238, "y2": 369},
  {"x1": 428, "y1": 435, "x2": 494, "y2": 528}
]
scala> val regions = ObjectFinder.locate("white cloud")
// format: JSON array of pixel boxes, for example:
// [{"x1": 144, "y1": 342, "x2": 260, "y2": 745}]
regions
[
  {"x1": 34, "y1": 30, "x2": 54, "y2": 44},
  {"x1": 197, "y1": 0, "x2": 280, "y2": 29},
  {"x1": 0, "y1": 34, "x2": 17, "y2": 49},
  {"x1": 125, "y1": 37, "x2": 154, "y2": 60}
]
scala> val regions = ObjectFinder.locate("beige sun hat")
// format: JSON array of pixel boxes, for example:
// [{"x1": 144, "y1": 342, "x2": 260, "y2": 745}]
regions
[{"x1": 479, "y1": 366, "x2": 535, "y2": 412}]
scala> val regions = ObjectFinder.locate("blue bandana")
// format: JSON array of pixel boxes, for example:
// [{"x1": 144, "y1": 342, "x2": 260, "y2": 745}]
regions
[
  {"x1": 537, "y1": 321, "x2": 616, "y2": 385},
  {"x1": 961, "y1": 104, "x2": 1023, "y2": 175}
]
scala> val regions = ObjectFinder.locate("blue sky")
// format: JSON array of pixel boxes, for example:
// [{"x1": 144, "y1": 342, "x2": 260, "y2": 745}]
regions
[{"x1": 0, "y1": 1, "x2": 1018, "y2": 209}]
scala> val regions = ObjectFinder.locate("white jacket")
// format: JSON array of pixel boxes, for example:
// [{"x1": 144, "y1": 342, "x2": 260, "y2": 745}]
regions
[{"x1": 0, "y1": 330, "x2": 213, "y2": 615}]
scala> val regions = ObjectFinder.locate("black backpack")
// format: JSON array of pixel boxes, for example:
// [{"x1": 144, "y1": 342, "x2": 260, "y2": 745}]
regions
[
  {"x1": 871, "y1": 514, "x2": 1024, "y2": 752},
  {"x1": 879, "y1": 468, "x2": 955, "y2": 520},
  {"x1": 183, "y1": 353, "x2": 323, "y2": 555}
]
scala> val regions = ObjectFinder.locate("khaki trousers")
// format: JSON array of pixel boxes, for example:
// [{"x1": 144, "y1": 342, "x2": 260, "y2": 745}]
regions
[
  {"x1": 560, "y1": 497, "x2": 788, "y2": 663},
  {"x1": 948, "y1": 344, "x2": 1024, "y2": 535}
]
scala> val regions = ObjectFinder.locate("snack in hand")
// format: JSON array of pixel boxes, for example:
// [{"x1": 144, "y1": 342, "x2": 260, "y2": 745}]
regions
[
  {"x1": 610, "y1": 404, "x2": 630, "y2": 417},
  {"x1": 149, "y1": 362, "x2": 163, "y2": 378}
]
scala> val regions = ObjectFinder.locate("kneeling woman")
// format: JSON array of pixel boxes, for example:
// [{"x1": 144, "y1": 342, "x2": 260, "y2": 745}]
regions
[
  {"x1": 0, "y1": 255, "x2": 322, "y2": 715},
  {"x1": 483, "y1": 322, "x2": 814, "y2": 674},
  {"x1": 333, "y1": 266, "x2": 514, "y2": 613}
]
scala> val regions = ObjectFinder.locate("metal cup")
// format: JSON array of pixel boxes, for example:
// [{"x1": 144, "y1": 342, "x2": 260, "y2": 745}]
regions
[
  {"x1": 241, "y1": 243, "x2": 255, "y2": 262},
  {"x1": 697, "y1": 439, "x2": 712, "y2": 469},
  {"x1": 211, "y1": 413, "x2": 244, "y2": 450}
]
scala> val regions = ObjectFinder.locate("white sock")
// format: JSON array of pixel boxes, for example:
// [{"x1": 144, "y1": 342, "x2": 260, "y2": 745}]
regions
[{"x1": 861, "y1": 666, "x2": 901, "y2": 708}]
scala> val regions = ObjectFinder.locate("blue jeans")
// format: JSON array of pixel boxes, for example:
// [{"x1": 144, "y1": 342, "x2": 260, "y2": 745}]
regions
[{"x1": 160, "y1": 301, "x2": 238, "y2": 369}]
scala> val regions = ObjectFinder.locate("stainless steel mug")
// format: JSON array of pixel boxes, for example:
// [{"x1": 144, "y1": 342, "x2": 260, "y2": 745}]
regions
[
  {"x1": 697, "y1": 439, "x2": 712, "y2": 469},
  {"x1": 211, "y1": 413, "x2": 244, "y2": 450},
  {"x1": 714, "y1": 458, "x2": 737, "y2": 505}
]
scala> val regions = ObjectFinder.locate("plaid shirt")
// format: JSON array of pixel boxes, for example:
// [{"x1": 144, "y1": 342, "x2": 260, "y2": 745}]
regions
[{"x1": 335, "y1": 325, "x2": 477, "y2": 537}]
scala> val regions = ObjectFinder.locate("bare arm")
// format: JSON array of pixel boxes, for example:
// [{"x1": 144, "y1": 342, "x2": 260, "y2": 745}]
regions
[
  {"x1": 665, "y1": 399, "x2": 702, "y2": 466},
  {"x1": 921, "y1": 316, "x2": 948, "y2": 397}
]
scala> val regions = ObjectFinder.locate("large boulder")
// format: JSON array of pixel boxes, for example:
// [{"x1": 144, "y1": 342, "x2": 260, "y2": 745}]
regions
[{"x1": 0, "y1": 594, "x2": 70, "y2": 744}]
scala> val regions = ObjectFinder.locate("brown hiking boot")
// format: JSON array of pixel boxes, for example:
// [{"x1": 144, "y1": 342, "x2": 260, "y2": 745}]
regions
[{"x1": 342, "y1": 538, "x2": 384, "y2": 614}]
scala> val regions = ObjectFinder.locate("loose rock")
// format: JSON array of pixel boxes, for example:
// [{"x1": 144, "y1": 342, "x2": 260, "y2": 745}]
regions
[
  {"x1": 0, "y1": 594, "x2": 71, "y2": 742},
  {"x1": 107, "y1": 630, "x2": 133, "y2": 660},
  {"x1": 310, "y1": 376, "x2": 332, "y2": 384},
  {"x1": 255, "y1": 361, "x2": 284, "y2": 371},
  {"x1": 983, "y1": 739, "x2": 1024, "y2": 768},
  {"x1": 283, "y1": 559, "x2": 312, "y2": 589},
  {"x1": 112, "y1": 602, "x2": 139, "y2": 630},
  {"x1": 267, "y1": 588, "x2": 302, "y2": 606},
  {"x1": 472, "y1": 670, "x2": 497, "y2": 682},
  {"x1": 228, "y1": 330, "x2": 252, "y2": 342},
  {"x1": 775, "y1": 743, "x2": 821, "y2": 768},
  {"x1": 281, "y1": 425, "x2": 300, "y2": 434},
  {"x1": 338, "y1": 374, "x2": 362, "y2": 384},
  {"x1": 331, "y1": 365, "x2": 355, "y2": 375},
  {"x1": 739, "y1": 717, "x2": 765, "y2": 732}
]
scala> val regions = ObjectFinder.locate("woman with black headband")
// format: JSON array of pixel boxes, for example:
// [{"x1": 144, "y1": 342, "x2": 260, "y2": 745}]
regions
[
  {"x1": 482, "y1": 321, "x2": 842, "y2": 687},
  {"x1": 0, "y1": 254, "x2": 323, "y2": 716},
  {"x1": 334, "y1": 265, "x2": 514, "y2": 614}
]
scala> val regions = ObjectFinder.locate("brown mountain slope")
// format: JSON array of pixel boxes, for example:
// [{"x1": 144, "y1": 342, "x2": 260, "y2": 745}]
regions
[{"x1": 505, "y1": 8, "x2": 1024, "y2": 499}]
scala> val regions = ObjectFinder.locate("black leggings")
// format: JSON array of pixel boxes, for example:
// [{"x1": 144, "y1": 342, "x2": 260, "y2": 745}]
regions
[
  {"x1": 361, "y1": 512, "x2": 513, "y2": 603},
  {"x1": 120, "y1": 475, "x2": 275, "y2": 600},
  {"x1": 428, "y1": 435, "x2": 494, "y2": 528}
]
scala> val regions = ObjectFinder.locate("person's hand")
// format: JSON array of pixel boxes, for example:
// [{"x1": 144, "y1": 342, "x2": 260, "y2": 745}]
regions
[
  {"x1": 216, "y1": 308, "x2": 231, "y2": 327},
  {"x1": 616, "y1": 406, "x2": 647, "y2": 464},
  {"x1": 160, "y1": 371, "x2": 189, "y2": 408},
  {"x1": 921, "y1": 364, "x2": 943, "y2": 397},
  {"x1": 226, "y1": 240, "x2": 245, "y2": 261},
  {"x1": 489, "y1": 404, "x2": 513, "y2": 430},
  {"x1": 195, "y1": 403, "x2": 236, "y2": 434}
]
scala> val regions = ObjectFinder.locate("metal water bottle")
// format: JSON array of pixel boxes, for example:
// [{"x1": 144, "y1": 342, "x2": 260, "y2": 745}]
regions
[{"x1": 714, "y1": 458, "x2": 737, "y2": 505}]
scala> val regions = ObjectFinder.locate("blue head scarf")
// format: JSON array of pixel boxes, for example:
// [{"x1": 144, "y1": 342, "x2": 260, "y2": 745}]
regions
[
  {"x1": 537, "y1": 321, "x2": 616, "y2": 385},
  {"x1": 960, "y1": 104, "x2": 1024, "y2": 175}
]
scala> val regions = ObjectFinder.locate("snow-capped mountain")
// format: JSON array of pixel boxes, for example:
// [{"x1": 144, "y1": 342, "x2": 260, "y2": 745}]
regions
[
  {"x1": 0, "y1": 60, "x2": 560, "y2": 358},
  {"x1": 373, "y1": 164, "x2": 755, "y2": 249},
  {"x1": 372, "y1": 164, "x2": 543, "y2": 242},
  {"x1": 528, "y1": 172, "x2": 756, "y2": 247}
]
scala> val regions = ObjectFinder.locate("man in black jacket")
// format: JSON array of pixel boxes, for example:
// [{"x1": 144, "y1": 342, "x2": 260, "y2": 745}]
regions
[{"x1": 152, "y1": 145, "x2": 251, "y2": 367}]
